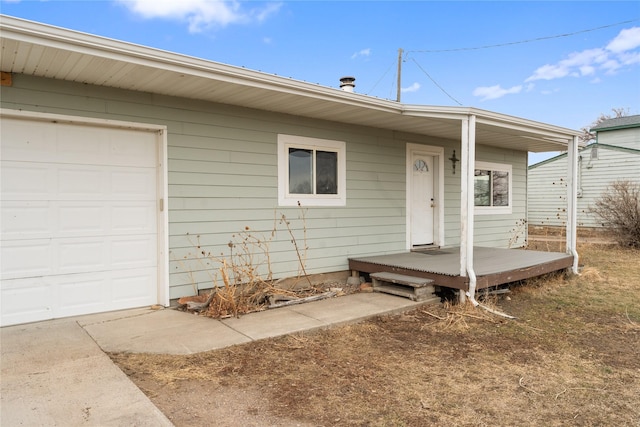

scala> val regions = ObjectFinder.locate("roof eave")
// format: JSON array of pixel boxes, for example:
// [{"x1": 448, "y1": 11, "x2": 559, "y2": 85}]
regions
[{"x1": 0, "y1": 14, "x2": 581, "y2": 152}]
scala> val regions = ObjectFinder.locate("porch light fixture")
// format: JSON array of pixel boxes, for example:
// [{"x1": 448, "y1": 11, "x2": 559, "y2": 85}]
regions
[{"x1": 449, "y1": 150, "x2": 459, "y2": 174}]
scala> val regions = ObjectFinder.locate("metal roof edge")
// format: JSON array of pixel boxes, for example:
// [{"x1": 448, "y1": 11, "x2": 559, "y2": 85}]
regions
[
  {"x1": 402, "y1": 105, "x2": 581, "y2": 139},
  {"x1": 528, "y1": 142, "x2": 640, "y2": 170},
  {"x1": 590, "y1": 115, "x2": 640, "y2": 132},
  {"x1": 0, "y1": 14, "x2": 403, "y2": 113},
  {"x1": 528, "y1": 152, "x2": 568, "y2": 169},
  {"x1": 1, "y1": 14, "x2": 582, "y2": 144},
  {"x1": 593, "y1": 142, "x2": 640, "y2": 154}
]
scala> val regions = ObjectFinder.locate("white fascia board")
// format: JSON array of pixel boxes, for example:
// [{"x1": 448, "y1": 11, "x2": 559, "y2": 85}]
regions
[
  {"x1": 403, "y1": 105, "x2": 581, "y2": 143},
  {"x1": 402, "y1": 105, "x2": 473, "y2": 121},
  {"x1": 473, "y1": 109, "x2": 581, "y2": 140},
  {"x1": 0, "y1": 15, "x2": 402, "y2": 114}
]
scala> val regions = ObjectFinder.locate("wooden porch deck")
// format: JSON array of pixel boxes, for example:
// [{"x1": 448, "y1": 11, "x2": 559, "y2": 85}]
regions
[{"x1": 349, "y1": 247, "x2": 574, "y2": 291}]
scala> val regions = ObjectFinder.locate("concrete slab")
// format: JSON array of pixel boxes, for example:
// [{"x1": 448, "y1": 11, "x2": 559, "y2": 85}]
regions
[
  {"x1": 221, "y1": 306, "x2": 326, "y2": 340},
  {"x1": 0, "y1": 318, "x2": 173, "y2": 427},
  {"x1": 289, "y1": 292, "x2": 425, "y2": 325},
  {"x1": 1, "y1": 291, "x2": 441, "y2": 426},
  {"x1": 82, "y1": 308, "x2": 252, "y2": 355}
]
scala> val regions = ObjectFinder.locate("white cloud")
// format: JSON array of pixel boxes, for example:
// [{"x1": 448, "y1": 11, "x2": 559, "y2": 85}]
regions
[
  {"x1": 579, "y1": 65, "x2": 595, "y2": 76},
  {"x1": 618, "y1": 51, "x2": 640, "y2": 66},
  {"x1": 472, "y1": 84, "x2": 522, "y2": 101},
  {"x1": 525, "y1": 27, "x2": 640, "y2": 82},
  {"x1": 116, "y1": 0, "x2": 282, "y2": 33},
  {"x1": 526, "y1": 48, "x2": 607, "y2": 82},
  {"x1": 401, "y1": 82, "x2": 421, "y2": 93},
  {"x1": 351, "y1": 48, "x2": 371, "y2": 60},
  {"x1": 606, "y1": 27, "x2": 640, "y2": 53}
]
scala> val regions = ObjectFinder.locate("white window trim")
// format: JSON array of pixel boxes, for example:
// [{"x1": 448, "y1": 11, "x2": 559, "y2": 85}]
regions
[
  {"x1": 474, "y1": 161, "x2": 512, "y2": 215},
  {"x1": 277, "y1": 134, "x2": 346, "y2": 207}
]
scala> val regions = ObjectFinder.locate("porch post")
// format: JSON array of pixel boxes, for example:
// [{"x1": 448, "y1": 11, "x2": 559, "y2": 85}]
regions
[
  {"x1": 459, "y1": 114, "x2": 477, "y2": 301},
  {"x1": 566, "y1": 135, "x2": 579, "y2": 273}
]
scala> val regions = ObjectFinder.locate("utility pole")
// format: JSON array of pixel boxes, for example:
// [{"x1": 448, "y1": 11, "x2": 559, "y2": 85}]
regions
[{"x1": 396, "y1": 48, "x2": 403, "y2": 102}]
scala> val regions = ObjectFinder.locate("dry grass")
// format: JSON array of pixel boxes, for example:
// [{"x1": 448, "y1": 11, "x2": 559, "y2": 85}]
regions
[{"x1": 111, "y1": 244, "x2": 640, "y2": 426}]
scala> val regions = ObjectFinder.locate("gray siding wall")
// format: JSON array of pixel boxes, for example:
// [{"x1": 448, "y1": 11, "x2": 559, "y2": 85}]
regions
[
  {"x1": 597, "y1": 127, "x2": 640, "y2": 149},
  {"x1": 2, "y1": 74, "x2": 529, "y2": 298},
  {"x1": 528, "y1": 144, "x2": 640, "y2": 228}
]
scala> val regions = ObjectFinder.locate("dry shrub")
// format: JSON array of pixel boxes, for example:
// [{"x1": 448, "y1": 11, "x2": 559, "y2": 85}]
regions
[
  {"x1": 579, "y1": 266, "x2": 604, "y2": 282},
  {"x1": 174, "y1": 207, "x2": 340, "y2": 318},
  {"x1": 590, "y1": 180, "x2": 640, "y2": 248}
]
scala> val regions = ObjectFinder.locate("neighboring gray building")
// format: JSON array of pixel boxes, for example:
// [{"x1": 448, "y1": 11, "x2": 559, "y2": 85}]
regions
[
  {"x1": 528, "y1": 115, "x2": 640, "y2": 228},
  {"x1": 0, "y1": 16, "x2": 581, "y2": 326}
]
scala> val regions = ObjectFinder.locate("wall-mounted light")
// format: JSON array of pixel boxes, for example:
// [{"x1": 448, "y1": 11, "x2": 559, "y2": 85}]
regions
[{"x1": 449, "y1": 150, "x2": 459, "y2": 174}]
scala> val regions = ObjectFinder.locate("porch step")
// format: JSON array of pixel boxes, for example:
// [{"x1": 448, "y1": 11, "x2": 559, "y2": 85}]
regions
[{"x1": 370, "y1": 272, "x2": 439, "y2": 303}]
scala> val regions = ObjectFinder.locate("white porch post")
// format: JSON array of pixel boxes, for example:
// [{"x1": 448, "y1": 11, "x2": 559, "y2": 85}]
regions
[
  {"x1": 459, "y1": 115, "x2": 477, "y2": 302},
  {"x1": 566, "y1": 135, "x2": 580, "y2": 273}
]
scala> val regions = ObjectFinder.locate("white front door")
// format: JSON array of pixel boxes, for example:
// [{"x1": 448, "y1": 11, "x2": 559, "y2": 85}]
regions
[
  {"x1": 1, "y1": 115, "x2": 163, "y2": 326},
  {"x1": 410, "y1": 153, "x2": 435, "y2": 245}
]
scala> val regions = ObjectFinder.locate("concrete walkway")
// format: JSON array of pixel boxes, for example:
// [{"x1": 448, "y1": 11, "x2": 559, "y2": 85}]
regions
[
  {"x1": 1, "y1": 292, "x2": 430, "y2": 425},
  {"x1": 0, "y1": 317, "x2": 173, "y2": 426}
]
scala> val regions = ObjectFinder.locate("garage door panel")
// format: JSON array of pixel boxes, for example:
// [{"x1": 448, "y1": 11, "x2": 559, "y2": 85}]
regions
[
  {"x1": 1, "y1": 202, "x2": 154, "y2": 239},
  {"x1": 111, "y1": 236, "x2": 157, "y2": 268},
  {"x1": 107, "y1": 130, "x2": 158, "y2": 168},
  {"x1": 56, "y1": 276, "x2": 108, "y2": 315},
  {"x1": 1, "y1": 239, "x2": 53, "y2": 279},
  {"x1": 58, "y1": 167, "x2": 107, "y2": 197},
  {"x1": 111, "y1": 203, "x2": 156, "y2": 233},
  {"x1": 0, "y1": 277, "x2": 53, "y2": 326},
  {"x1": 58, "y1": 239, "x2": 107, "y2": 273},
  {"x1": 56, "y1": 125, "x2": 110, "y2": 164},
  {"x1": 0, "y1": 119, "x2": 53, "y2": 162},
  {"x1": 112, "y1": 268, "x2": 157, "y2": 304},
  {"x1": 58, "y1": 204, "x2": 108, "y2": 235},
  {"x1": 111, "y1": 169, "x2": 156, "y2": 198},
  {"x1": 1, "y1": 116, "x2": 162, "y2": 326},
  {"x1": 1, "y1": 162, "x2": 53, "y2": 198},
  {"x1": 1, "y1": 120, "x2": 156, "y2": 167},
  {"x1": 1, "y1": 201, "x2": 53, "y2": 238}
]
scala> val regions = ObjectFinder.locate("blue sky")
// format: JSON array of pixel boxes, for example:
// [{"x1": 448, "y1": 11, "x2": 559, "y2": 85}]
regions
[{"x1": 2, "y1": 1, "x2": 639, "y2": 163}]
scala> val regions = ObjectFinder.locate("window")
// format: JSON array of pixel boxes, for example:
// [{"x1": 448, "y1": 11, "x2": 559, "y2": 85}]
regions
[
  {"x1": 474, "y1": 162, "x2": 512, "y2": 214},
  {"x1": 278, "y1": 134, "x2": 346, "y2": 206}
]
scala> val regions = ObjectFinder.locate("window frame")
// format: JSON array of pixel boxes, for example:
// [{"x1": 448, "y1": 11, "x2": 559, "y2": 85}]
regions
[
  {"x1": 277, "y1": 134, "x2": 346, "y2": 207},
  {"x1": 474, "y1": 161, "x2": 512, "y2": 215}
]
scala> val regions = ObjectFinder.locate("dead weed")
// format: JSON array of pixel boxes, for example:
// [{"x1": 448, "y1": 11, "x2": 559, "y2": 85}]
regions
[{"x1": 112, "y1": 244, "x2": 640, "y2": 427}]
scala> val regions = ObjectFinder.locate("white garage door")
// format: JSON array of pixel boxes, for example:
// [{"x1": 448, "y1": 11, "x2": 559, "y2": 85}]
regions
[{"x1": 1, "y1": 116, "x2": 162, "y2": 326}]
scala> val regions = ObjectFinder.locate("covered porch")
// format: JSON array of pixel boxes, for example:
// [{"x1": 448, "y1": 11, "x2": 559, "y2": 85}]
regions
[{"x1": 349, "y1": 247, "x2": 574, "y2": 292}]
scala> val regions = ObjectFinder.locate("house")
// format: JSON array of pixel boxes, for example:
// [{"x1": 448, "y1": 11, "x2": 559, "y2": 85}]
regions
[
  {"x1": 528, "y1": 115, "x2": 640, "y2": 229},
  {"x1": 0, "y1": 15, "x2": 582, "y2": 326}
]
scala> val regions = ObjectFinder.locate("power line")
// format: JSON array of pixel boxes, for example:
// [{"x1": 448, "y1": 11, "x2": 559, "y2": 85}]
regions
[
  {"x1": 407, "y1": 18, "x2": 639, "y2": 54},
  {"x1": 410, "y1": 58, "x2": 462, "y2": 106},
  {"x1": 365, "y1": 58, "x2": 396, "y2": 96}
]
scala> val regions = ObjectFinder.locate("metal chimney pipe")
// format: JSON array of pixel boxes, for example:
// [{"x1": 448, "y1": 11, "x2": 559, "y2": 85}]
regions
[{"x1": 339, "y1": 76, "x2": 356, "y2": 92}]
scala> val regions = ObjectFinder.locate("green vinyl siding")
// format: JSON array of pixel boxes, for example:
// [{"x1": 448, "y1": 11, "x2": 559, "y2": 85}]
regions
[{"x1": 2, "y1": 73, "x2": 532, "y2": 299}]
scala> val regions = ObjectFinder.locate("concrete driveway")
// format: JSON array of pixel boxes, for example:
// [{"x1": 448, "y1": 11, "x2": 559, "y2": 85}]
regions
[
  {"x1": 1, "y1": 317, "x2": 173, "y2": 426},
  {"x1": 1, "y1": 292, "x2": 429, "y2": 426}
]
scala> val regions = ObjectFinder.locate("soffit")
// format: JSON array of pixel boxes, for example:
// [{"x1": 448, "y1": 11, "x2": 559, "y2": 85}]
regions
[{"x1": 0, "y1": 16, "x2": 580, "y2": 152}]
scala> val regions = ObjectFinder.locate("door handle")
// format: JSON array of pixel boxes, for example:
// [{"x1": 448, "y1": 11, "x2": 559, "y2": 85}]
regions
[{"x1": 430, "y1": 198, "x2": 435, "y2": 208}]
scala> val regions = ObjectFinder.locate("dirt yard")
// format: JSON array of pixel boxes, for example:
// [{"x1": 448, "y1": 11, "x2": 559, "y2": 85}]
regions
[{"x1": 111, "y1": 244, "x2": 640, "y2": 426}]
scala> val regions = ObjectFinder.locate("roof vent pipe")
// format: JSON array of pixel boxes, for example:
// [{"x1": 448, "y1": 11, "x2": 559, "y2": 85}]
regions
[{"x1": 339, "y1": 76, "x2": 356, "y2": 92}]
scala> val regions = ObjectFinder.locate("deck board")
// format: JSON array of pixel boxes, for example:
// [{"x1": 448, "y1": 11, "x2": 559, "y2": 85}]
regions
[{"x1": 349, "y1": 247, "x2": 574, "y2": 291}]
